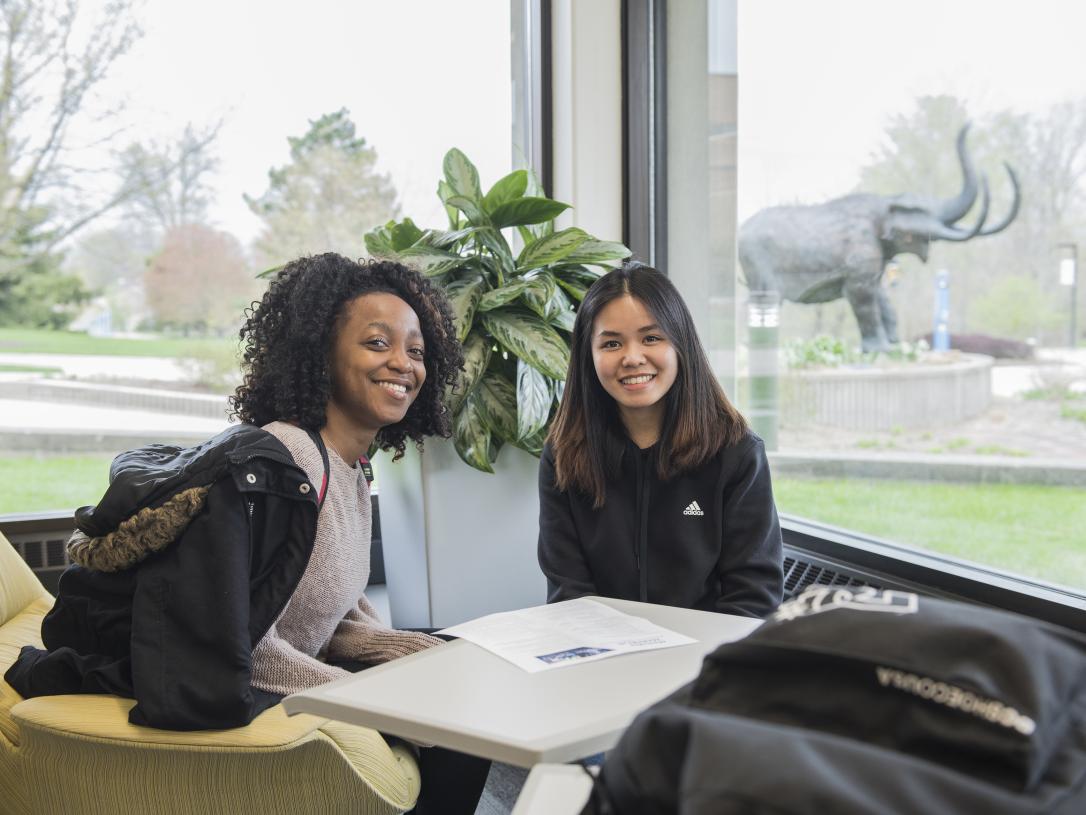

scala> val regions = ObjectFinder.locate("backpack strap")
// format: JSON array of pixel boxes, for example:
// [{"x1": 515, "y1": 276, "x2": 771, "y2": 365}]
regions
[
  {"x1": 303, "y1": 428, "x2": 331, "y2": 509},
  {"x1": 358, "y1": 455, "x2": 374, "y2": 485}
]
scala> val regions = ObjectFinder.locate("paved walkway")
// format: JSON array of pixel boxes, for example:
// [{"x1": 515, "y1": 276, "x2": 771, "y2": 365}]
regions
[
  {"x1": 0, "y1": 352, "x2": 191, "y2": 381},
  {"x1": 0, "y1": 352, "x2": 227, "y2": 451},
  {"x1": 0, "y1": 398, "x2": 228, "y2": 435}
]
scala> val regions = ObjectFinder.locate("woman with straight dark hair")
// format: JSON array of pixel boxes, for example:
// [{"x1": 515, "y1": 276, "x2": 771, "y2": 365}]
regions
[{"x1": 538, "y1": 262, "x2": 783, "y2": 617}]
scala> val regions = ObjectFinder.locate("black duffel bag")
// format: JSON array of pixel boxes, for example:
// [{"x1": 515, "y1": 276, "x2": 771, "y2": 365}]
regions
[{"x1": 583, "y1": 587, "x2": 1086, "y2": 814}]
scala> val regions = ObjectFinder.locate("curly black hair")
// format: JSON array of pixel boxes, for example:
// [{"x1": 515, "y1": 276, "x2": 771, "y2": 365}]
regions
[{"x1": 230, "y1": 253, "x2": 464, "y2": 459}]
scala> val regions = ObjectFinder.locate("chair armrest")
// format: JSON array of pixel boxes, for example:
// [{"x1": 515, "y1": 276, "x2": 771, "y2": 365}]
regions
[{"x1": 12, "y1": 694, "x2": 329, "y2": 749}]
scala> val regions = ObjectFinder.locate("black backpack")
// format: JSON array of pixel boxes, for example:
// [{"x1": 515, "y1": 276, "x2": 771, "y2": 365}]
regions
[{"x1": 583, "y1": 588, "x2": 1086, "y2": 814}]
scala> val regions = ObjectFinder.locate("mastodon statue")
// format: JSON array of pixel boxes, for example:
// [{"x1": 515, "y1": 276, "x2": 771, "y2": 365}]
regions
[{"x1": 737, "y1": 125, "x2": 1020, "y2": 352}]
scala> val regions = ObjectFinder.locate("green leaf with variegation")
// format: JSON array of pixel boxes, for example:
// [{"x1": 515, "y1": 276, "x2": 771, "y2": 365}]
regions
[
  {"x1": 554, "y1": 278, "x2": 584, "y2": 301},
  {"x1": 474, "y1": 371, "x2": 518, "y2": 443},
  {"x1": 257, "y1": 264, "x2": 285, "y2": 279},
  {"x1": 453, "y1": 394, "x2": 495, "y2": 473},
  {"x1": 545, "y1": 286, "x2": 577, "y2": 330},
  {"x1": 520, "y1": 272, "x2": 556, "y2": 319},
  {"x1": 446, "y1": 195, "x2": 490, "y2": 227},
  {"x1": 478, "y1": 278, "x2": 532, "y2": 312},
  {"x1": 563, "y1": 239, "x2": 630, "y2": 265},
  {"x1": 512, "y1": 424, "x2": 548, "y2": 456},
  {"x1": 517, "y1": 228, "x2": 590, "y2": 270},
  {"x1": 445, "y1": 273, "x2": 486, "y2": 342},
  {"x1": 416, "y1": 226, "x2": 479, "y2": 250},
  {"x1": 482, "y1": 309, "x2": 570, "y2": 380},
  {"x1": 437, "y1": 180, "x2": 460, "y2": 228},
  {"x1": 554, "y1": 264, "x2": 605, "y2": 284},
  {"x1": 490, "y1": 197, "x2": 570, "y2": 229},
  {"x1": 553, "y1": 264, "x2": 604, "y2": 301},
  {"x1": 553, "y1": 377, "x2": 566, "y2": 405},
  {"x1": 483, "y1": 170, "x2": 528, "y2": 213},
  {"x1": 516, "y1": 225, "x2": 535, "y2": 247},
  {"x1": 516, "y1": 360, "x2": 551, "y2": 440},
  {"x1": 551, "y1": 307, "x2": 576, "y2": 332},
  {"x1": 390, "y1": 219, "x2": 424, "y2": 251},
  {"x1": 477, "y1": 228, "x2": 515, "y2": 281},
  {"x1": 398, "y1": 246, "x2": 467, "y2": 278},
  {"x1": 447, "y1": 331, "x2": 491, "y2": 412},
  {"x1": 443, "y1": 148, "x2": 483, "y2": 202},
  {"x1": 364, "y1": 226, "x2": 396, "y2": 258}
]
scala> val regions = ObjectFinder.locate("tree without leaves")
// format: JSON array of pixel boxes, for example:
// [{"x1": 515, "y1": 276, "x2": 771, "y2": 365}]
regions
[
  {"x1": 64, "y1": 223, "x2": 158, "y2": 331},
  {"x1": 118, "y1": 123, "x2": 222, "y2": 234},
  {"x1": 0, "y1": 0, "x2": 141, "y2": 249},
  {"x1": 0, "y1": 0, "x2": 141, "y2": 325},
  {"x1": 67, "y1": 224, "x2": 158, "y2": 293},
  {"x1": 245, "y1": 109, "x2": 399, "y2": 268}
]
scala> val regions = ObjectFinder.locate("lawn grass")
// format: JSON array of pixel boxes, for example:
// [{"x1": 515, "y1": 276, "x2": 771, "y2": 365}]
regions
[
  {"x1": 0, "y1": 363, "x2": 63, "y2": 374},
  {"x1": 0, "y1": 327, "x2": 236, "y2": 358},
  {"x1": 774, "y1": 477, "x2": 1086, "y2": 591},
  {"x1": 0, "y1": 455, "x2": 113, "y2": 515},
  {"x1": 3, "y1": 456, "x2": 1083, "y2": 594}
]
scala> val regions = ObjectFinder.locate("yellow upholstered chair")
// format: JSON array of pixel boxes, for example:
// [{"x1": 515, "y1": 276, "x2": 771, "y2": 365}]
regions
[{"x1": 0, "y1": 531, "x2": 420, "y2": 815}]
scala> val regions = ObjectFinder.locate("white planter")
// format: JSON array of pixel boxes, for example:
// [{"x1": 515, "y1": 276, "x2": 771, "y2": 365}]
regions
[{"x1": 374, "y1": 438, "x2": 547, "y2": 628}]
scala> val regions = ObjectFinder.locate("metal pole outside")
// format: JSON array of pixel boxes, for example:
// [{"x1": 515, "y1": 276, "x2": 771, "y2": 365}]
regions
[
  {"x1": 747, "y1": 290, "x2": 780, "y2": 451},
  {"x1": 1059, "y1": 243, "x2": 1078, "y2": 349},
  {"x1": 1072, "y1": 246, "x2": 1079, "y2": 349}
]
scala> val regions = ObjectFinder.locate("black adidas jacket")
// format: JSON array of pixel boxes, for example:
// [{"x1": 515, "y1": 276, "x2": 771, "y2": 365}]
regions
[{"x1": 538, "y1": 431, "x2": 783, "y2": 618}]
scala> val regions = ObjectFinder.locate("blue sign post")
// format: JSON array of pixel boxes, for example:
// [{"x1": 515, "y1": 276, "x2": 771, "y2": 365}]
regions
[{"x1": 933, "y1": 269, "x2": 950, "y2": 351}]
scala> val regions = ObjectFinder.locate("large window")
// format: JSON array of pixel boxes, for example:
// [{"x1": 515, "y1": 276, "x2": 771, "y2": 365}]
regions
[
  {"x1": 660, "y1": 0, "x2": 1085, "y2": 596},
  {"x1": 0, "y1": 0, "x2": 515, "y2": 517}
]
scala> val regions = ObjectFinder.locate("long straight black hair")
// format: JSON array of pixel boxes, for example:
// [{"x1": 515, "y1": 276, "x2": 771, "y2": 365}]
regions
[{"x1": 548, "y1": 262, "x2": 748, "y2": 506}]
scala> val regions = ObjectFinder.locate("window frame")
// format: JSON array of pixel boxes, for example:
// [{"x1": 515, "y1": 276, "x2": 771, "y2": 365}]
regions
[
  {"x1": 622, "y1": 0, "x2": 667, "y2": 269},
  {"x1": 619, "y1": 0, "x2": 1086, "y2": 627},
  {"x1": 512, "y1": 0, "x2": 554, "y2": 194}
]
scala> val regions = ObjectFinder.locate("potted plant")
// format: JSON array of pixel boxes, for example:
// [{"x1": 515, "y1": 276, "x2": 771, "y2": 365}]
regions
[
  {"x1": 364, "y1": 148, "x2": 629, "y2": 471},
  {"x1": 362, "y1": 149, "x2": 629, "y2": 626}
]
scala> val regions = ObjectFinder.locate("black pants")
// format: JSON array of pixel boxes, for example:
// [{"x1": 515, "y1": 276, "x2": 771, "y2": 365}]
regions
[
  {"x1": 410, "y1": 743, "x2": 492, "y2": 815},
  {"x1": 332, "y1": 638, "x2": 491, "y2": 815}
]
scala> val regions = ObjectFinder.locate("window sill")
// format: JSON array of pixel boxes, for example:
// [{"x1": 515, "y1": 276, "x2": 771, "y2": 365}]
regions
[{"x1": 781, "y1": 513, "x2": 1086, "y2": 632}]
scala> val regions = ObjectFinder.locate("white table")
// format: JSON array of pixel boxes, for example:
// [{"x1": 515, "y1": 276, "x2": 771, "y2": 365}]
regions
[
  {"x1": 282, "y1": 597, "x2": 761, "y2": 767},
  {"x1": 511, "y1": 764, "x2": 594, "y2": 815}
]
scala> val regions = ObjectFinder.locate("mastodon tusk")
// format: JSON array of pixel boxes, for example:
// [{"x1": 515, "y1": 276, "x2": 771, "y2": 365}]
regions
[
  {"x1": 936, "y1": 124, "x2": 979, "y2": 225},
  {"x1": 977, "y1": 164, "x2": 1020, "y2": 236},
  {"x1": 931, "y1": 177, "x2": 990, "y2": 242}
]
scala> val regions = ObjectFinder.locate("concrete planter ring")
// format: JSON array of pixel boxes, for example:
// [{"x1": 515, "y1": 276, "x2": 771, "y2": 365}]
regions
[{"x1": 781, "y1": 352, "x2": 993, "y2": 432}]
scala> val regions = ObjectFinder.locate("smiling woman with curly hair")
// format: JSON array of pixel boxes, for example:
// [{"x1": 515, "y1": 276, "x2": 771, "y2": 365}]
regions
[
  {"x1": 231, "y1": 252, "x2": 462, "y2": 459},
  {"x1": 231, "y1": 253, "x2": 487, "y2": 815}
]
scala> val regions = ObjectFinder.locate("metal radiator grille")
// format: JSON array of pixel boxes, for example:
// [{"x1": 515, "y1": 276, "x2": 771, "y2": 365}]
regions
[
  {"x1": 7, "y1": 532, "x2": 71, "y2": 594},
  {"x1": 782, "y1": 553, "x2": 876, "y2": 600}
]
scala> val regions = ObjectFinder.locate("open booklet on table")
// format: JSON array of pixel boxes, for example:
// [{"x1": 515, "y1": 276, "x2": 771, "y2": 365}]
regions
[{"x1": 436, "y1": 597, "x2": 696, "y2": 673}]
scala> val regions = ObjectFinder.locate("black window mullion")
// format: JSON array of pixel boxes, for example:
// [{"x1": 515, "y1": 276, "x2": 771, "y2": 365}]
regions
[{"x1": 622, "y1": 0, "x2": 667, "y2": 271}]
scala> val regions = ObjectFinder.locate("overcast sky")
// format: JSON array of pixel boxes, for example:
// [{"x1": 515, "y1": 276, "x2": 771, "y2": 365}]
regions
[
  {"x1": 86, "y1": 0, "x2": 1086, "y2": 241},
  {"x1": 738, "y1": 0, "x2": 1086, "y2": 219},
  {"x1": 98, "y1": 0, "x2": 512, "y2": 244}
]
